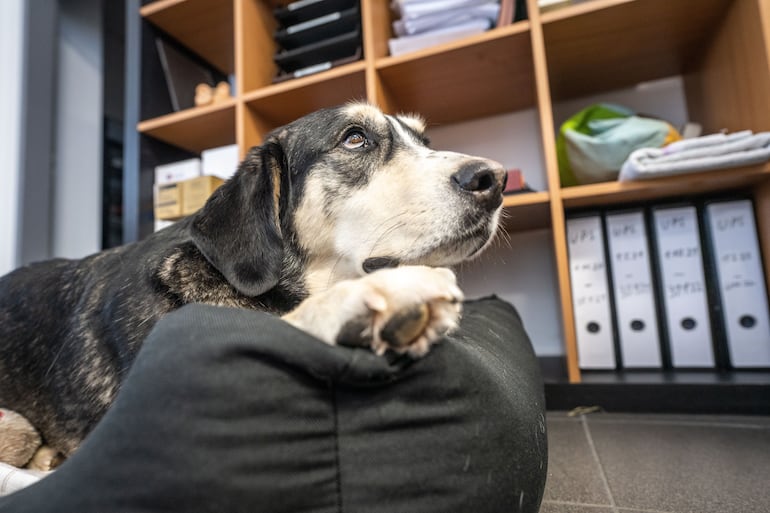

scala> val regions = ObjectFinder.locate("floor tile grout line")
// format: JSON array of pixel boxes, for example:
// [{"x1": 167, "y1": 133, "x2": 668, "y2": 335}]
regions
[
  {"x1": 547, "y1": 416, "x2": 770, "y2": 431},
  {"x1": 614, "y1": 506, "x2": 679, "y2": 513},
  {"x1": 581, "y1": 415, "x2": 618, "y2": 513},
  {"x1": 582, "y1": 418, "x2": 770, "y2": 430},
  {"x1": 540, "y1": 499, "x2": 614, "y2": 510},
  {"x1": 542, "y1": 499, "x2": 679, "y2": 513}
]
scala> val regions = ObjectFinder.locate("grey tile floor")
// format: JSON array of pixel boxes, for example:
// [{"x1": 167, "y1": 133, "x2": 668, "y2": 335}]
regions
[{"x1": 541, "y1": 412, "x2": 770, "y2": 513}]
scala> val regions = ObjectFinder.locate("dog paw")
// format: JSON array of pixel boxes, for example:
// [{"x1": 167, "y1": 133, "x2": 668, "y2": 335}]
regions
[
  {"x1": 356, "y1": 266, "x2": 463, "y2": 357},
  {"x1": 26, "y1": 445, "x2": 64, "y2": 471},
  {"x1": 284, "y1": 266, "x2": 463, "y2": 358}
]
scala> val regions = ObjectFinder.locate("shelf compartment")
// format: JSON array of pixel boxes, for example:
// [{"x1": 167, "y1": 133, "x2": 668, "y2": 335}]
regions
[
  {"x1": 501, "y1": 191, "x2": 552, "y2": 232},
  {"x1": 141, "y1": 0, "x2": 234, "y2": 74},
  {"x1": 243, "y1": 61, "x2": 367, "y2": 132},
  {"x1": 542, "y1": 0, "x2": 732, "y2": 102},
  {"x1": 137, "y1": 100, "x2": 237, "y2": 153},
  {"x1": 560, "y1": 162, "x2": 770, "y2": 209},
  {"x1": 376, "y1": 23, "x2": 535, "y2": 125}
]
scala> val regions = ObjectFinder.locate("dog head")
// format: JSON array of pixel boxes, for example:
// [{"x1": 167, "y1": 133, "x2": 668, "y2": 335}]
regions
[{"x1": 192, "y1": 102, "x2": 506, "y2": 297}]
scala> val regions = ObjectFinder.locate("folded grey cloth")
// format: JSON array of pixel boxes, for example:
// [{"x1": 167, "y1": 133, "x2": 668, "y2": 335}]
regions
[{"x1": 619, "y1": 130, "x2": 770, "y2": 181}]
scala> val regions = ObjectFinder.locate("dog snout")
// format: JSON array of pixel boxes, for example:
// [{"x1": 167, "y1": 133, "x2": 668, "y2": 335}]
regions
[{"x1": 451, "y1": 161, "x2": 506, "y2": 209}]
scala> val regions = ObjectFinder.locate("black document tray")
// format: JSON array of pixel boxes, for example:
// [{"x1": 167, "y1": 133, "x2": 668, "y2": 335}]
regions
[
  {"x1": 274, "y1": 0, "x2": 357, "y2": 27},
  {"x1": 275, "y1": 6, "x2": 359, "y2": 50},
  {"x1": 274, "y1": 28, "x2": 361, "y2": 74}
]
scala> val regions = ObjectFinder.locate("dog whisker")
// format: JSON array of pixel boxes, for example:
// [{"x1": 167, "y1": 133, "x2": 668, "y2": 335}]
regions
[
  {"x1": 327, "y1": 250, "x2": 355, "y2": 289},
  {"x1": 366, "y1": 220, "x2": 409, "y2": 261},
  {"x1": 363, "y1": 212, "x2": 412, "y2": 257},
  {"x1": 496, "y1": 223, "x2": 513, "y2": 250},
  {"x1": 43, "y1": 343, "x2": 68, "y2": 379}
]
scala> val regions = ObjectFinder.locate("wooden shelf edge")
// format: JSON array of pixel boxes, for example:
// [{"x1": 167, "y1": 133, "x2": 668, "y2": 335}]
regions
[
  {"x1": 139, "y1": 0, "x2": 186, "y2": 18},
  {"x1": 503, "y1": 190, "x2": 550, "y2": 208},
  {"x1": 500, "y1": 191, "x2": 552, "y2": 232},
  {"x1": 242, "y1": 61, "x2": 367, "y2": 103},
  {"x1": 540, "y1": 0, "x2": 636, "y2": 23},
  {"x1": 560, "y1": 162, "x2": 770, "y2": 208},
  {"x1": 374, "y1": 21, "x2": 531, "y2": 70},
  {"x1": 137, "y1": 99, "x2": 237, "y2": 133}
]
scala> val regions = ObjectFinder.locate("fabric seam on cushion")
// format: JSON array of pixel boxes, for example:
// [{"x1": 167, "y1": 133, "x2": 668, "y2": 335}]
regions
[{"x1": 331, "y1": 382, "x2": 344, "y2": 513}]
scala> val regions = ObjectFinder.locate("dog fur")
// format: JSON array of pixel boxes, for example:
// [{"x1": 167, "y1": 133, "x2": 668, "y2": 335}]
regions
[{"x1": 0, "y1": 102, "x2": 506, "y2": 464}]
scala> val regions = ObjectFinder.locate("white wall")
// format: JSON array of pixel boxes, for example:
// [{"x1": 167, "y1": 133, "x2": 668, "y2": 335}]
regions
[
  {"x1": 53, "y1": 0, "x2": 103, "y2": 259},
  {"x1": 0, "y1": 1, "x2": 25, "y2": 275},
  {"x1": 456, "y1": 229, "x2": 565, "y2": 356},
  {"x1": 428, "y1": 108, "x2": 548, "y2": 191},
  {"x1": 552, "y1": 76, "x2": 689, "y2": 130}
]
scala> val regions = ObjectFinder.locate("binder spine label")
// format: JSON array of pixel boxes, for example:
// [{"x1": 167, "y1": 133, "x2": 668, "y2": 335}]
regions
[
  {"x1": 706, "y1": 200, "x2": 770, "y2": 367},
  {"x1": 653, "y1": 206, "x2": 715, "y2": 367},
  {"x1": 567, "y1": 216, "x2": 616, "y2": 369},
  {"x1": 606, "y1": 211, "x2": 662, "y2": 368}
]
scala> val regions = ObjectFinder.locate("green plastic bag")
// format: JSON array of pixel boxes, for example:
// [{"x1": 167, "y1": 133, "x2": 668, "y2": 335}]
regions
[{"x1": 557, "y1": 104, "x2": 680, "y2": 186}]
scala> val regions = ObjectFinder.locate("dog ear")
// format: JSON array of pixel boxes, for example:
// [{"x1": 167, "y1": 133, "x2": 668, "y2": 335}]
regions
[{"x1": 190, "y1": 138, "x2": 287, "y2": 297}]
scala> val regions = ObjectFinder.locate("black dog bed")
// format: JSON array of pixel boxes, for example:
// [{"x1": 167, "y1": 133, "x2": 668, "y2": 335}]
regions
[{"x1": 0, "y1": 296, "x2": 547, "y2": 512}]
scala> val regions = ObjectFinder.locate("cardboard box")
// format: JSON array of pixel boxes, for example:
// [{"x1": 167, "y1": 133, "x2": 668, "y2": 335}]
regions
[
  {"x1": 155, "y1": 158, "x2": 201, "y2": 185},
  {"x1": 181, "y1": 176, "x2": 224, "y2": 216},
  {"x1": 202, "y1": 144, "x2": 239, "y2": 180},
  {"x1": 154, "y1": 182, "x2": 183, "y2": 219},
  {"x1": 154, "y1": 176, "x2": 225, "y2": 219}
]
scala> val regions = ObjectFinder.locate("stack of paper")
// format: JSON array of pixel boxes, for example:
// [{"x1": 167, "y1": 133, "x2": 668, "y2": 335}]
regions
[{"x1": 388, "y1": 0, "x2": 501, "y2": 56}]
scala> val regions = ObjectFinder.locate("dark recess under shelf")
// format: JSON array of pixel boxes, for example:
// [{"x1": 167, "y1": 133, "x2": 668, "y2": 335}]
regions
[{"x1": 539, "y1": 356, "x2": 770, "y2": 414}]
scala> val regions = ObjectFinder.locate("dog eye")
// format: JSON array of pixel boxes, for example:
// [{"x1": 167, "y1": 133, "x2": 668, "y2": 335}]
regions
[{"x1": 342, "y1": 130, "x2": 368, "y2": 149}]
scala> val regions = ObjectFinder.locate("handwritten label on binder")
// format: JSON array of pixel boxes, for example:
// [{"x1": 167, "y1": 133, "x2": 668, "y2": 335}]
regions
[
  {"x1": 653, "y1": 206, "x2": 714, "y2": 367},
  {"x1": 567, "y1": 215, "x2": 616, "y2": 369},
  {"x1": 706, "y1": 200, "x2": 770, "y2": 366},
  {"x1": 606, "y1": 210, "x2": 662, "y2": 367}
]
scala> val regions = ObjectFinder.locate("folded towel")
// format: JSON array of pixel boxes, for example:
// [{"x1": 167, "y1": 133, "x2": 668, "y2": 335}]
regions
[{"x1": 619, "y1": 131, "x2": 770, "y2": 181}]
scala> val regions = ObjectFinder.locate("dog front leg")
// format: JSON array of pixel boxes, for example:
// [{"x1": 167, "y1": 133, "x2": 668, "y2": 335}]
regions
[{"x1": 282, "y1": 266, "x2": 463, "y2": 357}]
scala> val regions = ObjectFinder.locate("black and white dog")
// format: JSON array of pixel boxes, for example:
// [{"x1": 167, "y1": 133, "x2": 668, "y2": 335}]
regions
[{"x1": 0, "y1": 102, "x2": 506, "y2": 468}]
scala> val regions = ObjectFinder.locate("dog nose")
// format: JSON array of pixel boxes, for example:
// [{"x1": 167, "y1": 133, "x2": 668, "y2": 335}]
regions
[{"x1": 451, "y1": 161, "x2": 506, "y2": 209}]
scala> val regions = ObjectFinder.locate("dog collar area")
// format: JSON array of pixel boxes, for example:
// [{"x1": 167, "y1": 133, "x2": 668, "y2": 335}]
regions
[{"x1": 362, "y1": 257, "x2": 400, "y2": 273}]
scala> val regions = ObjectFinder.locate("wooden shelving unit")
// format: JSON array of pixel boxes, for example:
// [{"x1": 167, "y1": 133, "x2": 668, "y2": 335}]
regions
[
  {"x1": 136, "y1": 99, "x2": 237, "y2": 153},
  {"x1": 126, "y1": 0, "x2": 770, "y2": 411}
]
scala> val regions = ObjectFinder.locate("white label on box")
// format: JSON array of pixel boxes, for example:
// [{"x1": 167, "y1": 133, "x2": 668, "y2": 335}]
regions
[
  {"x1": 202, "y1": 144, "x2": 239, "y2": 180},
  {"x1": 155, "y1": 158, "x2": 201, "y2": 185}
]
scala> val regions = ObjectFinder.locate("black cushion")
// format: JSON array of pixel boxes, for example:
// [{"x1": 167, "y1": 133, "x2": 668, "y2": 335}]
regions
[{"x1": 0, "y1": 296, "x2": 547, "y2": 512}]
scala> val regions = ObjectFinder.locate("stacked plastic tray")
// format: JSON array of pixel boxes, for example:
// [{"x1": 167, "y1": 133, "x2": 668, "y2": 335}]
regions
[{"x1": 273, "y1": 0, "x2": 362, "y2": 82}]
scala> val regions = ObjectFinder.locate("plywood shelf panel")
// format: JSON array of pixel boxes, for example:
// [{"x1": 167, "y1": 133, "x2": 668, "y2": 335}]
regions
[
  {"x1": 502, "y1": 191, "x2": 552, "y2": 232},
  {"x1": 141, "y1": 0, "x2": 234, "y2": 74},
  {"x1": 243, "y1": 62, "x2": 367, "y2": 131},
  {"x1": 542, "y1": 0, "x2": 732, "y2": 101},
  {"x1": 560, "y1": 162, "x2": 770, "y2": 209},
  {"x1": 376, "y1": 23, "x2": 535, "y2": 124},
  {"x1": 137, "y1": 100, "x2": 236, "y2": 153}
]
